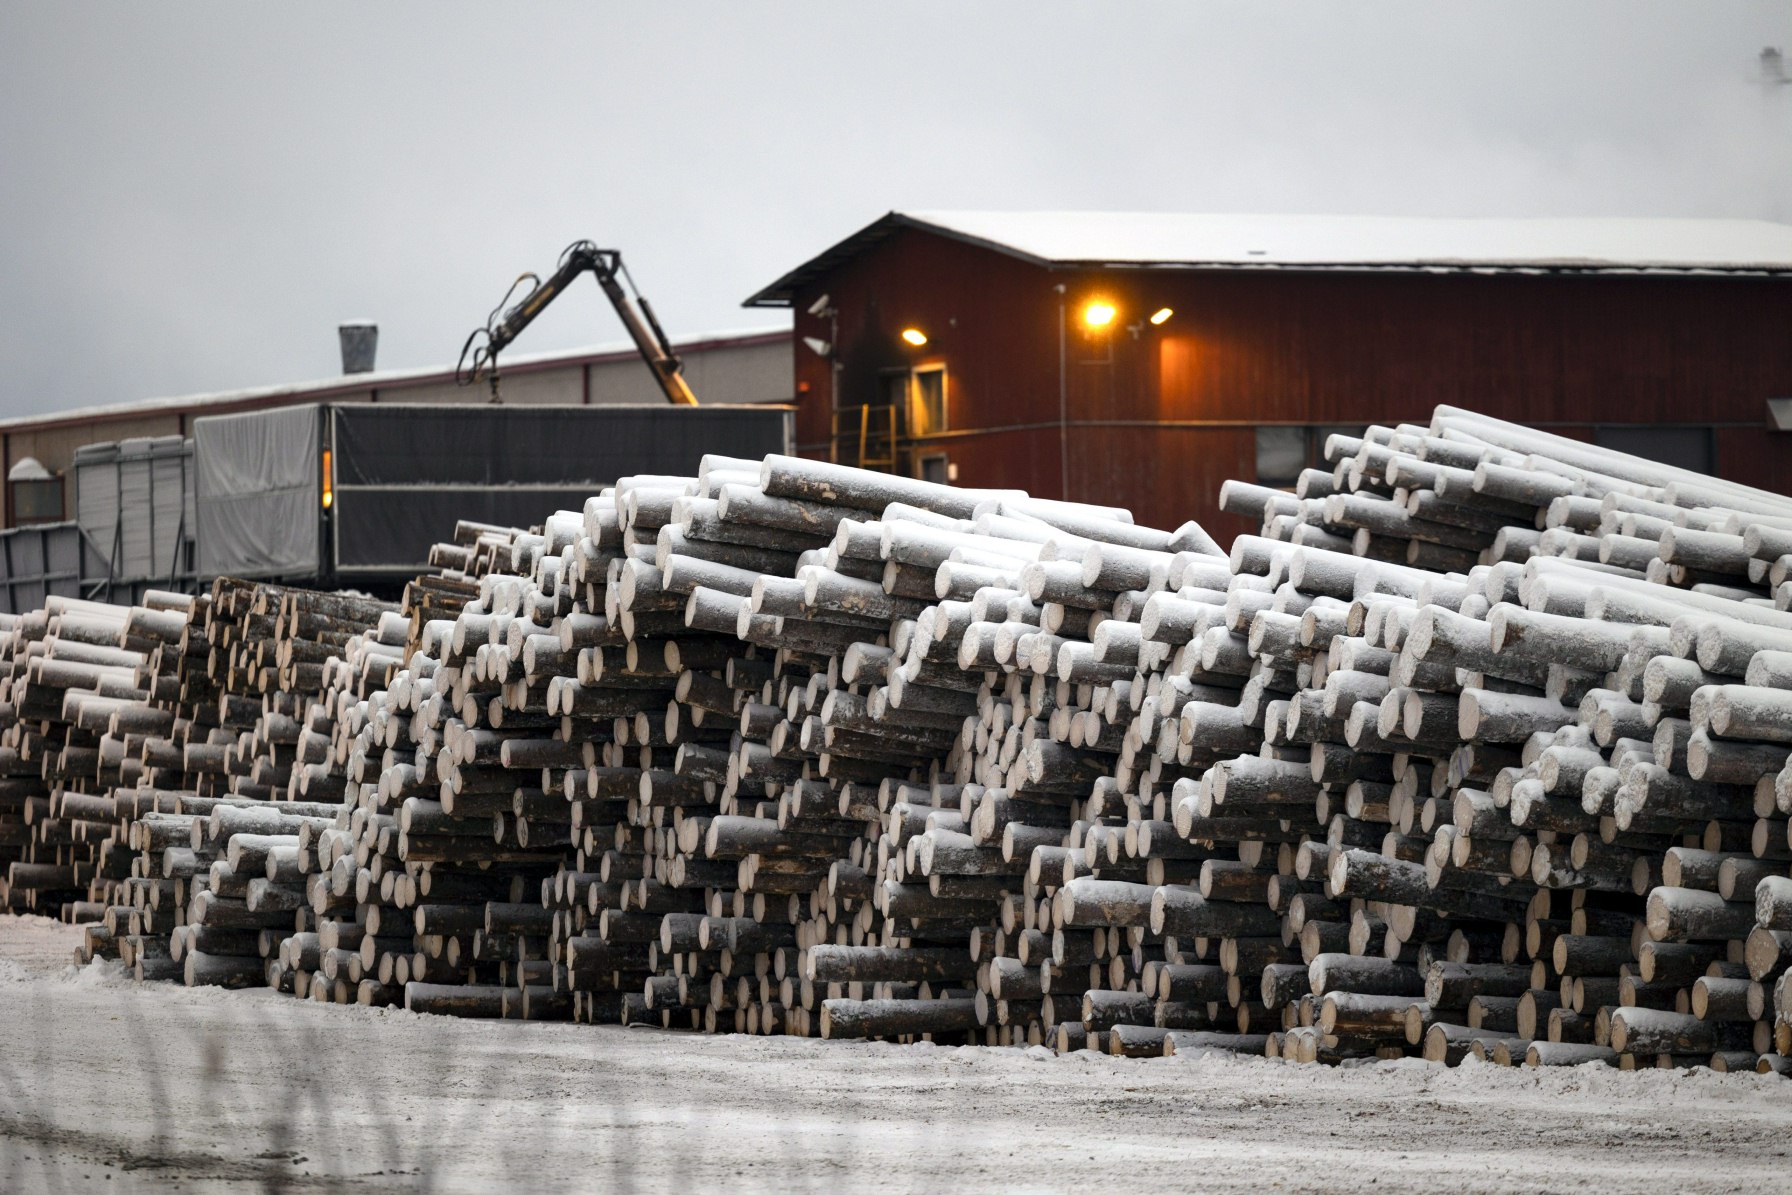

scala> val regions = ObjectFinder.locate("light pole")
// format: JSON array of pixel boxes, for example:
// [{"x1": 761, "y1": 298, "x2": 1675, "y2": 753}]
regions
[{"x1": 1055, "y1": 284, "x2": 1069, "y2": 501}]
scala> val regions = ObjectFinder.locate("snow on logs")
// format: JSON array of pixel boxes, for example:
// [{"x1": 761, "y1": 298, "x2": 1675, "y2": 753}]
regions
[
  {"x1": 7, "y1": 410, "x2": 1792, "y2": 1076},
  {"x1": 0, "y1": 580, "x2": 402, "y2": 988}
]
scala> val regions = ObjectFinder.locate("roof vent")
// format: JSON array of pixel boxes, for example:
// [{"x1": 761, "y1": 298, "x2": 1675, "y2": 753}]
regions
[
  {"x1": 1763, "y1": 47, "x2": 1789, "y2": 86},
  {"x1": 339, "y1": 322, "x2": 378, "y2": 375}
]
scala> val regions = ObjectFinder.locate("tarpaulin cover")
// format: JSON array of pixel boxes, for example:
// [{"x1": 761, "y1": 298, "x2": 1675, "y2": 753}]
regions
[
  {"x1": 331, "y1": 405, "x2": 791, "y2": 486},
  {"x1": 332, "y1": 487, "x2": 594, "y2": 570},
  {"x1": 329, "y1": 405, "x2": 790, "y2": 572},
  {"x1": 194, "y1": 405, "x2": 321, "y2": 578}
]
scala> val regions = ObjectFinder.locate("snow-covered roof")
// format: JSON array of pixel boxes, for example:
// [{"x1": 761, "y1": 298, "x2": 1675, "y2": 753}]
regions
[
  {"x1": 0, "y1": 326, "x2": 790, "y2": 433},
  {"x1": 744, "y1": 211, "x2": 1792, "y2": 305}
]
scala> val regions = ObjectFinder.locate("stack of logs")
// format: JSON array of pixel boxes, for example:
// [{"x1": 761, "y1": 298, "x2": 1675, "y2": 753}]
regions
[
  {"x1": 1196, "y1": 407, "x2": 1792, "y2": 1070},
  {"x1": 7, "y1": 404, "x2": 1792, "y2": 1075},
  {"x1": 0, "y1": 578, "x2": 400, "y2": 990}
]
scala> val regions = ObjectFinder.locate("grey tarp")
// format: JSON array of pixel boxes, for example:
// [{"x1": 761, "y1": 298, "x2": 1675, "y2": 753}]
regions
[{"x1": 194, "y1": 405, "x2": 321, "y2": 578}]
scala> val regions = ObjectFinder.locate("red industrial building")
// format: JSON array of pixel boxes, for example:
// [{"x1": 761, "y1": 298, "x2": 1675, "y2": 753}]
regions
[{"x1": 746, "y1": 211, "x2": 1792, "y2": 537}]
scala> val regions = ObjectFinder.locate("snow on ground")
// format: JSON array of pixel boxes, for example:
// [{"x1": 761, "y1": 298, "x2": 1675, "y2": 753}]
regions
[{"x1": 2, "y1": 914, "x2": 1790, "y2": 1193}]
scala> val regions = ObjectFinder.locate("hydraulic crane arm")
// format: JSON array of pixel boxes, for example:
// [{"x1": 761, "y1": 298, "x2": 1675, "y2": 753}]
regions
[{"x1": 457, "y1": 240, "x2": 698, "y2": 406}]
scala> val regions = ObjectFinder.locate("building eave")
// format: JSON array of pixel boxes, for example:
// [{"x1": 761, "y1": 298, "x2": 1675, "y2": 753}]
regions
[{"x1": 743, "y1": 210, "x2": 1792, "y2": 307}]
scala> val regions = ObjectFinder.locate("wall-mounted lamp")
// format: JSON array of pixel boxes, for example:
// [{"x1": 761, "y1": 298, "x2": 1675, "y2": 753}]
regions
[
  {"x1": 1081, "y1": 302, "x2": 1116, "y2": 330},
  {"x1": 1149, "y1": 307, "x2": 1173, "y2": 326},
  {"x1": 900, "y1": 328, "x2": 928, "y2": 347}
]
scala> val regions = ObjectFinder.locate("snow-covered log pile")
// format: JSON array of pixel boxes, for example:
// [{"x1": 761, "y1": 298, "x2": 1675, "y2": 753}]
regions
[
  {"x1": 0, "y1": 595, "x2": 170, "y2": 920},
  {"x1": 7, "y1": 403, "x2": 1792, "y2": 1073},
  {"x1": 1205, "y1": 407, "x2": 1792, "y2": 1069},
  {"x1": 0, "y1": 580, "x2": 401, "y2": 985}
]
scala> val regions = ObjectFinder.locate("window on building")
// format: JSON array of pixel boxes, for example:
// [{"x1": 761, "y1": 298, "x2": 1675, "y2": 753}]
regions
[
  {"x1": 882, "y1": 372, "x2": 909, "y2": 411},
  {"x1": 1257, "y1": 423, "x2": 1372, "y2": 489},
  {"x1": 11, "y1": 477, "x2": 63, "y2": 523},
  {"x1": 918, "y1": 453, "x2": 951, "y2": 485},
  {"x1": 910, "y1": 366, "x2": 946, "y2": 437},
  {"x1": 8, "y1": 458, "x2": 64, "y2": 526},
  {"x1": 1592, "y1": 425, "x2": 1713, "y2": 476},
  {"x1": 1255, "y1": 427, "x2": 1308, "y2": 488}
]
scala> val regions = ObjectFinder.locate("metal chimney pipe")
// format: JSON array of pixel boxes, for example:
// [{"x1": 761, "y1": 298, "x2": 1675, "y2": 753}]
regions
[{"x1": 338, "y1": 322, "x2": 378, "y2": 374}]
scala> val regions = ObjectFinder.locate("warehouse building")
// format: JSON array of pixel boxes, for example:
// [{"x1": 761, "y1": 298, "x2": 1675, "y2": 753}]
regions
[
  {"x1": 0, "y1": 328, "x2": 791, "y2": 531},
  {"x1": 746, "y1": 212, "x2": 1792, "y2": 535}
]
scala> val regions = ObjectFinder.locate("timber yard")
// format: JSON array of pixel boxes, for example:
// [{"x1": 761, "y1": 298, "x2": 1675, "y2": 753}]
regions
[{"x1": 4, "y1": 6, "x2": 1792, "y2": 1193}]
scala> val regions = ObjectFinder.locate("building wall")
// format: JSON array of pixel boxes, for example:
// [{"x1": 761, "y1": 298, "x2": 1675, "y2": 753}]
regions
[
  {"x1": 1, "y1": 334, "x2": 791, "y2": 528},
  {"x1": 786, "y1": 230, "x2": 1792, "y2": 535},
  {"x1": 376, "y1": 369, "x2": 583, "y2": 406},
  {"x1": 674, "y1": 339, "x2": 796, "y2": 407},
  {"x1": 789, "y1": 229, "x2": 1062, "y2": 457}
]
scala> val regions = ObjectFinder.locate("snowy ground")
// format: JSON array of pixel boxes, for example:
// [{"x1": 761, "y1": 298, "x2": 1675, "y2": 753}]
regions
[{"x1": 3, "y1": 915, "x2": 1791, "y2": 1193}]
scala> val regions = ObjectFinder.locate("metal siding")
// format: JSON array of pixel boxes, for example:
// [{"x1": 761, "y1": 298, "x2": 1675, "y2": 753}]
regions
[
  {"x1": 149, "y1": 444, "x2": 189, "y2": 581},
  {"x1": 1127, "y1": 271, "x2": 1792, "y2": 429},
  {"x1": 1072, "y1": 426, "x2": 1258, "y2": 539},
  {"x1": 73, "y1": 446, "x2": 119, "y2": 566},
  {"x1": 1715, "y1": 426, "x2": 1792, "y2": 491},
  {"x1": 915, "y1": 428, "x2": 1062, "y2": 501},
  {"x1": 376, "y1": 373, "x2": 568, "y2": 405},
  {"x1": 783, "y1": 232, "x2": 1792, "y2": 528},
  {"x1": 0, "y1": 522, "x2": 102, "y2": 615},
  {"x1": 790, "y1": 228, "x2": 1061, "y2": 454},
  {"x1": 118, "y1": 448, "x2": 152, "y2": 578},
  {"x1": 14, "y1": 415, "x2": 188, "y2": 498},
  {"x1": 676, "y1": 341, "x2": 793, "y2": 406}
]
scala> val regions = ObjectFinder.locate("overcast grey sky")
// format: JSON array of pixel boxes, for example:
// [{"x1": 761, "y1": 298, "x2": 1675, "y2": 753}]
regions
[{"x1": 1, "y1": 2, "x2": 1788, "y2": 418}]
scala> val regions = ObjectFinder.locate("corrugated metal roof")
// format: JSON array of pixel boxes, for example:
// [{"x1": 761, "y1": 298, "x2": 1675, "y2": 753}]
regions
[
  {"x1": 0, "y1": 326, "x2": 790, "y2": 435},
  {"x1": 744, "y1": 211, "x2": 1792, "y2": 306}
]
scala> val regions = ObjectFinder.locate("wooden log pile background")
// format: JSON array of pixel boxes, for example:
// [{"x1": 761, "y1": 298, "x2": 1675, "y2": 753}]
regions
[{"x1": 9, "y1": 403, "x2": 1792, "y2": 1074}]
